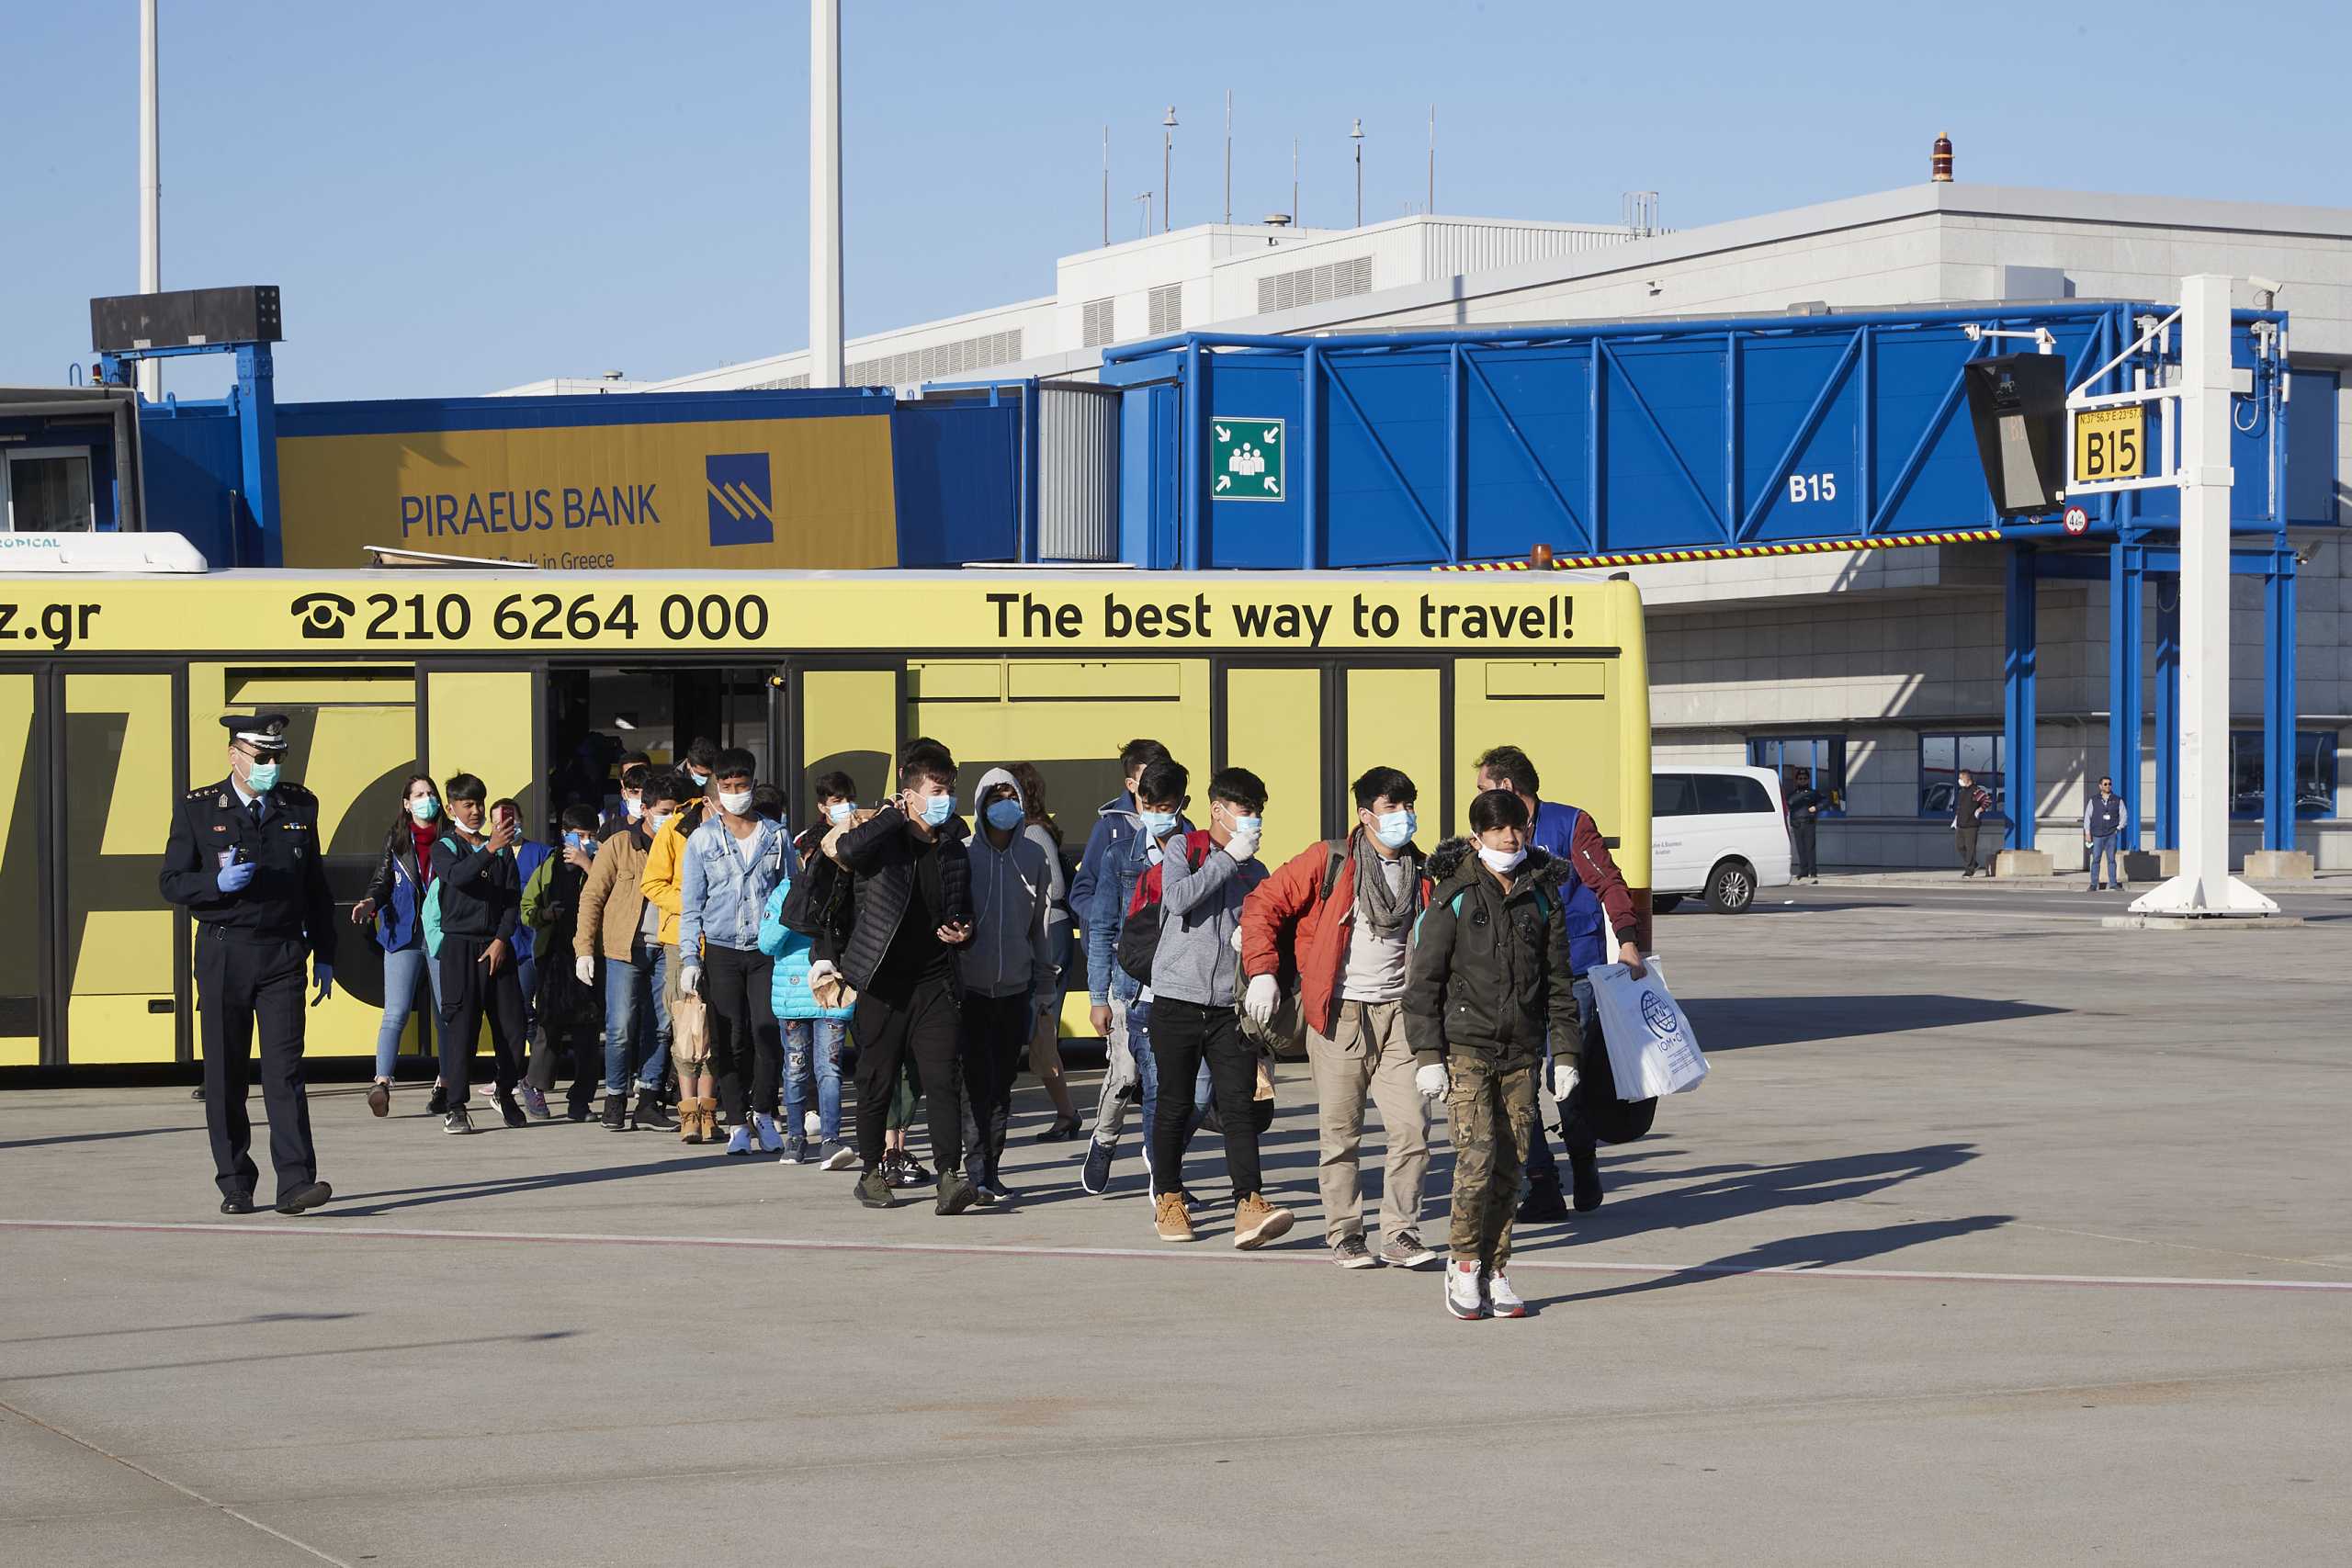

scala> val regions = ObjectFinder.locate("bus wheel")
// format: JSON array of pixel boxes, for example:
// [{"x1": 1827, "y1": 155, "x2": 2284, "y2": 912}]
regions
[{"x1": 1705, "y1": 861, "x2": 1755, "y2": 914}]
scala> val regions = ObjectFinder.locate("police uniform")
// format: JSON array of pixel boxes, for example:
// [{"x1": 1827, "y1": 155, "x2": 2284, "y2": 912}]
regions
[{"x1": 157, "y1": 715, "x2": 336, "y2": 1213}]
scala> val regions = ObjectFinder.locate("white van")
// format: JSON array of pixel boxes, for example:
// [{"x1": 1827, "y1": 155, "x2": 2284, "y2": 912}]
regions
[{"x1": 1649, "y1": 765, "x2": 1792, "y2": 913}]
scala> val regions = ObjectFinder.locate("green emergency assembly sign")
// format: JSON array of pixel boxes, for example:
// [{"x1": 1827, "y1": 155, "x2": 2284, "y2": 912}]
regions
[{"x1": 1213, "y1": 416, "x2": 1284, "y2": 502}]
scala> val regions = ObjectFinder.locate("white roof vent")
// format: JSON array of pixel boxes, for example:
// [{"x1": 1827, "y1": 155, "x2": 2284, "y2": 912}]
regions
[{"x1": 0, "y1": 532, "x2": 209, "y2": 572}]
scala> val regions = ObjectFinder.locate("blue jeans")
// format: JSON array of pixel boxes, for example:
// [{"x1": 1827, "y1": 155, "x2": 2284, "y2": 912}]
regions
[
  {"x1": 2087, "y1": 833, "x2": 2120, "y2": 886},
  {"x1": 373, "y1": 937, "x2": 445, "y2": 1080},
  {"x1": 1130, "y1": 998, "x2": 1208, "y2": 1180},
  {"x1": 602, "y1": 938, "x2": 671, "y2": 1094},
  {"x1": 784, "y1": 1017, "x2": 847, "y2": 1144},
  {"x1": 1525, "y1": 976, "x2": 1600, "y2": 1187}
]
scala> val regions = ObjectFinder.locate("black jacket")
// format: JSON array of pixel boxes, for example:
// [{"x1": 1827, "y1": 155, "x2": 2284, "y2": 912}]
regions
[
  {"x1": 429, "y1": 831, "x2": 520, "y2": 944},
  {"x1": 1785, "y1": 787, "x2": 1825, "y2": 819},
  {"x1": 1404, "y1": 839, "x2": 1579, "y2": 1070},
  {"x1": 363, "y1": 818, "x2": 432, "y2": 909},
  {"x1": 834, "y1": 805, "x2": 972, "y2": 993},
  {"x1": 158, "y1": 779, "x2": 337, "y2": 962}
]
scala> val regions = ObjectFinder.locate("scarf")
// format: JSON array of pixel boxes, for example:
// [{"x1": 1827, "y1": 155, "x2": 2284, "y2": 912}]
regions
[{"x1": 1351, "y1": 831, "x2": 1419, "y2": 941}]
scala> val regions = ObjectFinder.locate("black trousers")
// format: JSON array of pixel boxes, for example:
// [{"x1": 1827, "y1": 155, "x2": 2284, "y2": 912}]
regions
[
  {"x1": 1148, "y1": 997, "x2": 1262, "y2": 1199},
  {"x1": 1791, "y1": 817, "x2": 1817, "y2": 879},
  {"x1": 526, "y1": 1010, "x2": 600, "y2": 1109},
  {"x1": 704, "y1": 944, "x2": 782, "y2": 1122},
  {"x1": 1525, "y1": 978, "x2": 1603, "y2": 1189},
  {"x1": 959, "y1": 990, "x2": 1033, "y2": 1185},
  {"x1": 1955, "y1": 823, "x2": 1982, "y2": 871},
  {"x1": 196, "y1": 928, "x2": 315, "y2": 1202},
  {"x1": 853, "y1": 976, "x2": 965, "y2": 1173},
  {"x1": 436, "y1": 937, "x2": 526, "y2": 1102}
]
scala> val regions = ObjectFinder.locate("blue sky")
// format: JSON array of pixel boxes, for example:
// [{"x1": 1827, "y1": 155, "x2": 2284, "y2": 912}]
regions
[{"x1": 8, "y1": 0, "x2": 2346, "y2": 402}]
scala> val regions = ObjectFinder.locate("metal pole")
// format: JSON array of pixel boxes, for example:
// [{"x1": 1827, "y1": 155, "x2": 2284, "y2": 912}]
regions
[
  {"x1": 1428, "y1": 104, "x2": 1435, "y2": 214},
  {"x1": 1102, "y1": 125, "x2": 1109, "y2": 247},
  {"x1": 137, "y1": 0, "x2": 161, "y2": 401},
  {"x1": 1291, "y1": 137, "x2": 1298, "y2": 226},
  {"x1": 808, "y1": 0, "x2": 843, "y2": 388},
  {"x1": 1353, "y1": 136, "x2": 1363, "y2": 227},
  {"x1": 2132, "y1": 275, "x2": 2276, "y2": 916},
  {"x1": 1223, "y1": 90, "x2": 1231, "y2": 226},
  {"x1": 1162, "y1": 107, "x2": 1176, "y2": 233}
]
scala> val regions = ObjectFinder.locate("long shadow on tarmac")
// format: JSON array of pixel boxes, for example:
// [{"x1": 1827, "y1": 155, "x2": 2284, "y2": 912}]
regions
[
  {"x1": 0, "y1": 1125, "x2": 201, "y2": 1152},
  {"x1": 1528, "y1": 1213, "x2": 2013, "y2": 1310},
  {"x1": 1682, "y1": 995, "x2": 2064, "y2": 1050},
  {"x1": 324, "y1": 1151, "x2": 756, "y2": 1216}
]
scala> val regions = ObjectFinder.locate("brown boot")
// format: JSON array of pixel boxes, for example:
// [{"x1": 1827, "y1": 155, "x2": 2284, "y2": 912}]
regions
[
  {"x1": 700, "y1": 1097, "x2": 721, "y2": 1144},
  {"x1": 1154, "y1": 1191, "x2": 1196, "y2": 1243},
  {"x1": 681, "y1": 1097, "x2": 706, "y2": 1145},
  {"x1": 1232, "y1": 1192, "x2": 1295, "y2": 1250}
]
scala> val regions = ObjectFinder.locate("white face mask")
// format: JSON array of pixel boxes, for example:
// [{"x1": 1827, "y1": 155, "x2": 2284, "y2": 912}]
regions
[
  {"x1": 718, "y1": 789, "x2": 754, "y2": 818},
  {"x1": 1477, "y1": 844, "x2": 1527, "y2": 874},
  {"x1": 647, "y1": 811, "x2": 674, "y2": 836}
]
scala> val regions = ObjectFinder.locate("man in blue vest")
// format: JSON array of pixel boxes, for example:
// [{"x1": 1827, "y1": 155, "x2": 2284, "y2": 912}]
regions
[{"x1": 1472, "y1": 746, "x2": 1644, "y2": 1223}]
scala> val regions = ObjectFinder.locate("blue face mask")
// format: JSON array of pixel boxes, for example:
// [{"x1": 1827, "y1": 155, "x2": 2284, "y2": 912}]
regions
[
  {"x1": 985, "y1": 799, "x2": 1026, "y2": 831},
  {"x1": 1373, "y1": 808, "x2": 1416, "y2": 850},
  {"x1": 826, "y1": 801, "x2": 855, "y2": 825},
  {"x1": 688, "y1": 769, "x2": 710, "y2": 789},
  {"x1": 920, "y1": 793, "x2": 956, "y2": 828},
  {"x1": 1231, "y1": 815, "x2": 1262, "y2": 837},
  {"x1": 1138, "y1": 809, "x2": 1178, "y2": 839},
  {"x1": 410, "y1": 795, "x2": 440, "y2": 823},
  {"x1": 245, "y1": 760, "x2": 280, "y2": 793}
]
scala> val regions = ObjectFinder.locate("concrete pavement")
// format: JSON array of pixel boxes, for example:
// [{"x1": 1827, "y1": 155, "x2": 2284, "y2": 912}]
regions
[{"x1": 3, "y1": 887, "x2": 2347, "y2": 1565}]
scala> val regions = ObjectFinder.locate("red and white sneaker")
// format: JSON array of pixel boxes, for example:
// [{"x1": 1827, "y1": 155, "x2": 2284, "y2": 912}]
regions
[
  {"x1": 1444, "y1": 1259, "x2": 1487, "y2": 1320},
  {"x1": 1487, "y1": 1271, "x2": 1528, "y2": 1318}
]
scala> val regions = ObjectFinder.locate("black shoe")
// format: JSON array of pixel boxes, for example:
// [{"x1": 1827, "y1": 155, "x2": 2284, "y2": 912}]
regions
[
  {"x1": 367, "y1": 1080, "x2": 391, "y2": 1118},
  {"x1": 426, "y1": 1083, "x2": 449, "y2": 1116},
  {"x1": 219, "y1": 1192, "x2": 254, "y2": 1215},
  {"x1": 498, "y1": 1092, "x2": 527, "y2": 1130},
  {"x1": 1080, "y1": 1135, "x2": 1115, "y2": 1194},
  {"x1": 444, "y1": 1106, "x2": 475, "y2": 1134},
  {"x1": 565, "y1": 1094, "x2": 594, "y2": 1122},
  {"x1": 275, "y1": 1180, "x2": 333, "y2": 1215},
  {"x1": 884, "y1": 1149, "x2": 934, "y2": 1189},
  {"x1": 602, "y1": 1094, "x2": 628, "y2": 1132},
  {"x1": 934, "y1": 1169, "x2": 978, "y2": 1215},
  {"x1": 630, "y1": 1094, "x2": 676, "y2": 1132},
  {"x1": 1516, "y1": 1175, "x2": 1569, "y2": 1224},
  {"x1": 1035, "y1": 1117, "x2": 1083, "y2": 1143},
  {"x1": 855, "y1": 1167, "x2": 895, "y2": 1208},
  {"x1": 983, "y1": 1175, "x2": 1012, "y2": 1199},
  {"x1": 1569, "y1": 1150, "x2": 1604, "y2": 1213},
  {"x1": 191, "y1": 1084, "x2": 206, "y2": 1101}
]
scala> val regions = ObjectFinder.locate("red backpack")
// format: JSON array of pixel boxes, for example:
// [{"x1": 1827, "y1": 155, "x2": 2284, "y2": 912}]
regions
[{"x1": 1114, "y1": 830, "x2": 1213, "y2": 984}]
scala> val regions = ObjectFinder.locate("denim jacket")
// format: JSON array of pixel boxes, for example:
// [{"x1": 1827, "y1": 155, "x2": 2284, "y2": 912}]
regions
[
  {"x1": 1083, "y1": 811, "x2": 1191, "y2": 1004},
  {"x1": 679, "y1": 814, "x2": 796, "y2": 955}
]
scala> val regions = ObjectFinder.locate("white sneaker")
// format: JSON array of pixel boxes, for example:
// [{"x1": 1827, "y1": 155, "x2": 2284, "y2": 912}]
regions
[
  {"x1": 1444, "y1": 1259, "x2": 1487, "y2": 1320},
  {"x1": 820, "y1": 1143, "x2": 859, "y2": 1171},
  {"x1": 803, "y1": 1110, "x2": 821, "y2": 1138},
  {"x1": 725, "y1": 1123, "x2": 752, "y2": 1156},
  {"x1": 752, "y1": 1112, "x2": 783, "y2": 1154},
  {"x1": 1487, "y1": 1272, "x2": 1528, "y2": 1318}
]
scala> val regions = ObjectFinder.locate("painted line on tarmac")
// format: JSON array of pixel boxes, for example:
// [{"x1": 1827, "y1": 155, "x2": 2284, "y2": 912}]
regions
[{"x1": 6, "y1": 1217, "x2": 2350, "y2": 1295}]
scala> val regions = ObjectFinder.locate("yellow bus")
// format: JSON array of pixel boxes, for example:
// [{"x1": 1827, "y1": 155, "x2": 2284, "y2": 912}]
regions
[{"x1": 0, "y1": 567, "x2": 1649, "y2": 1072}]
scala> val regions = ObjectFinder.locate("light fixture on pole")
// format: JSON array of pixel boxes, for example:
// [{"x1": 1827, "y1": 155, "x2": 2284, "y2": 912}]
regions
[
  {"x1": 1161, "y1": 105, "x2": 1177, "y2": 232},
  {"x1": 1351, "y1": 117, "x2": 1364, "y2": 229}
]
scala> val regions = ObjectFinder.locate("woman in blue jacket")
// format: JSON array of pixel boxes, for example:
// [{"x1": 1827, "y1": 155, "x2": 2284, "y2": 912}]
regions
[
  {"x1": 758, "y1": 870, "x2": 857, "y2": 1168},
  {"x1": 349, "y1": 774, "x2": 447, "y2": 1119}
]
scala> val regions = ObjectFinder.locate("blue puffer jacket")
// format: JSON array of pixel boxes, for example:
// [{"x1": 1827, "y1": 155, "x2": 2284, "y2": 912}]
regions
[{"x1": 758, "y1": 876, "x2": 854, "y2": 1022}]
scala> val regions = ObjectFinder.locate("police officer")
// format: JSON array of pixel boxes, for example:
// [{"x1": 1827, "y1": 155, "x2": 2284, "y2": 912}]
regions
[{"x1": 158, "y1": 714, "x2": 337, "y2": 1215}]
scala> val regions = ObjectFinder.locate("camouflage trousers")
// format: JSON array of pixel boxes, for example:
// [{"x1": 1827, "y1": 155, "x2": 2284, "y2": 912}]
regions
[{"x1": 1445, "y1": 1054, "x2": 1539, "y2": 1271}]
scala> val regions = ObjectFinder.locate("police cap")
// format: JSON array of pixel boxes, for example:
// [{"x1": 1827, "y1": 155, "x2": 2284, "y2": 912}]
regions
[{"x1": 220, "y1": 713, "x2": 291, "y2": 752}]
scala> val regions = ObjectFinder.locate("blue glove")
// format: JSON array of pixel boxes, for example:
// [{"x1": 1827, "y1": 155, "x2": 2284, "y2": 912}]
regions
[
  {"x1": 311, "y1": 963, "x2": 334, "y2": 1005},
  {"x1": 216, "y1": 861, "x2": 256, "y2": 894}
]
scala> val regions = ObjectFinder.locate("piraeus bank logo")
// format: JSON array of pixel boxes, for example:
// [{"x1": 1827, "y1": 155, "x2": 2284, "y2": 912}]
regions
[{"x1": 705, "y1": 454, "x2": 775, "y2": 547}]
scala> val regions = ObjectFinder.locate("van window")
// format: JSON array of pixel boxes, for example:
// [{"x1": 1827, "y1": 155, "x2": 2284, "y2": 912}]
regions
[
  {"x1": 1696, "y1": 774, "x2": 1772, "y2": 815},
  {"x1": 1651, "y1": 773, "x2": 1698, "y2": 818}
]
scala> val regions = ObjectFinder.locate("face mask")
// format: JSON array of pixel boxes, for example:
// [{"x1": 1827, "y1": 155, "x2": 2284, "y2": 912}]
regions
[
  {"x1": 919, "y1": 793, "x2": 957, "y2": 829},
  {"x1": 1139, "y1": 809, "x2": 1178, "y2": 839},
  {"x1": 1478, "y1": 844, "x2": 1528, "y2": 874},
  {"x1": 985, "y1": 799, "x2": 1026, "y2": 831},
  {"x1": 409, "y1": 795, "x2": 440, "y2": 824},
  {"x1": 826, "y1": 801, "x2": 855, "y2": 825},
  {"x1": 718, "y1": 789, "x2": 754, "y2": 817},
  {"x1": 245, "y1": 760, "x2": 280, "y2": 793},
  {"x1": 1373, "y1": 808, "x2": 1416, "y2": 850},
  {"x1": 688, "y1": 770, "x2": 710, "y2": 790},
  {"x1": 623, "y1": 796, "x2": 643, "y2": 820},
  {"x1": 647, "y1": 811, "x2": 673, "y2": 836},
  {"x1": 1230, "y1": 814, "x2": 1262, "y2": 837}
]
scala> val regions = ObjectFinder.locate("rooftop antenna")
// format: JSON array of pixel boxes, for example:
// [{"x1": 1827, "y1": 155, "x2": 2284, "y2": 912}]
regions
[
  {"x1": 1102, "y1": 125, "x2": 1110, "y2": 247},
  {"x1": 1427, "y1": 104, "x2": 1435, "y2": 215},
  {"x1": 1223, "y1": 89, "x2": 1233, "y2": 226},
  {"x1": 1161, "y1": 105, "x2": 1178, "y2": 232},
  {"x1": 1351, "y1": 116, "x2": 1364, "y2": 228},
  {"x1": 1291, "y1": 136, "x2": 1299, "y2": 230},
  {"x1": 1135, "y1": 190, "x2": 1153, "y2": 238}
]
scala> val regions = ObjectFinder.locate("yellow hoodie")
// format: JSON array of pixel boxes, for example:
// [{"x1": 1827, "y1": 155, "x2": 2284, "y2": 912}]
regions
[{"x1": 638, "y1": 807, "x2": 696, "y2": 948}]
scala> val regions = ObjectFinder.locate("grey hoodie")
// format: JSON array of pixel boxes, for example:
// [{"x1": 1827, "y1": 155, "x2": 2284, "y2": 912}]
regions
[
  {"x1": 1149, "y1": 828, "x2": 1266, "y2": 1008},
  {"x1": 961, "y1": 767, "x2": 1058, "y2": 1000}
]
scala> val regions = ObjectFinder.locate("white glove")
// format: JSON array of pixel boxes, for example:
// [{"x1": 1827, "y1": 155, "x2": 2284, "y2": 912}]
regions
[
  {"x1": 809, "y1": 959, "x2": 840, "y2": 985},
  {"x1": 1230, "y1": 925, "x2": 1244, "y2": 953},
  {"x1": 1226, "y1": 830, "x2": 1260, "y2": 863},
  {"x1": 1243, "y1": 974, "x2": 1280, "y2": 1025},
  {"x1": 680, "y1": 964, "x2": 703, "y2": 996},
  {"x1": 1550, "y1": 1058, "x2": 1579, "y2": 1103},
  {"x1": 575, "y1": 954, "x2": 595, "y2": 987},
  {"x1": 1415, "y1": 1062, "x2": 1449, "y2": 1100}
]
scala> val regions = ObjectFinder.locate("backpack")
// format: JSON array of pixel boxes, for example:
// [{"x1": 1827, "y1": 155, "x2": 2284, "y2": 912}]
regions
[
  {"x1": 778, "y1": 850, "x2": 847, "y2": 938},
  {"x1": 1114, "y1": 830, "x2": 1212, "y2": 984},
  {"x1": 1235, "y1": 840, "x2": 1347, "y2": 1058}
]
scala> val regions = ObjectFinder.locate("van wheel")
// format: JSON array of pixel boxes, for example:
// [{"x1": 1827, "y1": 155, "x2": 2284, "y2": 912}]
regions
[
  {"x1": 1650, "y1": 895, "x2": 1684, "y2": 914},
  {"x1": 1705, "y1": 861, "x2": 1756, "y2": 913}
]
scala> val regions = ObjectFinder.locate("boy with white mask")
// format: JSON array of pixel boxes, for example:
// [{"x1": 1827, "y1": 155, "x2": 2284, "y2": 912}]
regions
[
  {"x1": 957, "y1": 767, "x2": 1059, "y2": 1200},
  {"x1": 679, "y1": 747, "x2": 796, "y2": 1156}
]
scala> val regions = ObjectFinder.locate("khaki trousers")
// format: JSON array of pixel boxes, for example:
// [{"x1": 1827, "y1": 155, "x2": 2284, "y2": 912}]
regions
[{"x1": 1306, "y1": 998, "x2": 1430, "y2": 1247}]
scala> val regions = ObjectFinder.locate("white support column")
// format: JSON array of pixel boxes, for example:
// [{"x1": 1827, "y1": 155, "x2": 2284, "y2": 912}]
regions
[
  {"x1": 137, "y1": 0, "x2": 161, "y2": 400},
  {"x1": 2132, "y1": 274, "x2": 2277, "y2": 917},
  {"x1": 808, "y1": 0, "x2": 842, "y2": 389}
]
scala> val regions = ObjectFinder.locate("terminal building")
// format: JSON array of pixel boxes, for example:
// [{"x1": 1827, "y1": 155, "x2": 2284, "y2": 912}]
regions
[{"x1": 504, "y1": 175, "x2": 2352, "y2": 873}]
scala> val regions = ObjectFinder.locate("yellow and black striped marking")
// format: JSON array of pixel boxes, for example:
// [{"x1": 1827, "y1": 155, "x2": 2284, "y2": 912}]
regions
[{"x1": 1433, "y1": 530, "x2": 2005, "y2": 571}]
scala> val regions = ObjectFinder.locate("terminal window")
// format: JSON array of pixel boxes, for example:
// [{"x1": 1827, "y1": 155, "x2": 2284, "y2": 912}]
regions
[
  {"x1": 1747, "y1": 736, "x2": 1846, "y2": 817},
  {"x1": 2227, "y1": 730, "x2": 2337, "y2": 819},
  {"x1": 1918, "y1": 733, "x2": 2005, "y2": 819}
]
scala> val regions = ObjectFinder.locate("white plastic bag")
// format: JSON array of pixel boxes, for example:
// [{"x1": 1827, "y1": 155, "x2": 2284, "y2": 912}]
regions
[{"x1": 1588, "y1": 958, "x2": 1707, "y2": 1098}]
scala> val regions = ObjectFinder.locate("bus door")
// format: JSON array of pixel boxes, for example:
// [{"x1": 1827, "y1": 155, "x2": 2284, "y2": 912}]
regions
[
  {"x1": 1216, "y1": 661, "x2": 1332, "y2": 856},
  {"x1": 1340, "y1": 661, "x2": 1450, "y2": 842},
  {"x1": 186, "y1": 663, "x2": 424, "y2": 1062},
  {"x1": 0, "y1": 672, "x2": 35, "y2": 1066}
]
